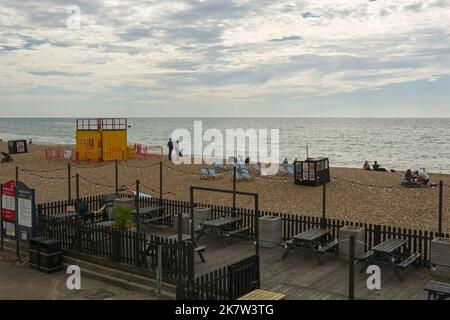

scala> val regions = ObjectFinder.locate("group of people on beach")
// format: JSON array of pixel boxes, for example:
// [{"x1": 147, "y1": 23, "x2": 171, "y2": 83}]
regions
[
  {"x1": 166, "y1": 138, "x2": 183, "y2": 161},
  {"x1": 363, "y1": 160, "x2": 387, "y2": 172},
  {"x1": 401, "y1": 168, "x2": 431, "y2": 187},
  {"x1": 363, "y1": 160, "x2": 433, "y2": 188}
]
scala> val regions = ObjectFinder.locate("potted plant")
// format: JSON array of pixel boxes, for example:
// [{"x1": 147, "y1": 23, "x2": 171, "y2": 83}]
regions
[{"x1": 113, "y1": 205, "x2": 134, "y2": 231}]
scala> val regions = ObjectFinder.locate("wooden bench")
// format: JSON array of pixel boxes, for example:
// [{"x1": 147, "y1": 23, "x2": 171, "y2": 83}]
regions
[
  {"x1": 194, "y1": 245, "x2": 207, "y2": 263},
  {"x1": 396, "y1": 253, "x2": 421, "y2": 269},
  {"x1": 238, "y1": 289, "x2": 286, "y2": 300},
  {"x1": 144, "y1": 214, "x2": 171, "y2": 224},
  {"x1": 223, "y1": 227, "x2": 250, "y2": 238},
  {"x1": 423, "y1": 280, "x2": 450, "y2": 300},
  {"x1": 357, "y1": 250, "x2": 374, "y2": 261},
  {"x1": 317, "y1": 239, "x2": 338, "y2": 254}
]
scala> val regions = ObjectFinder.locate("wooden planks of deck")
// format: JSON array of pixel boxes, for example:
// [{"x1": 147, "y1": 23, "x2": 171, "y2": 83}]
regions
[{"x1": 143, "y1": 224, "x2": 432, "y2": 300}]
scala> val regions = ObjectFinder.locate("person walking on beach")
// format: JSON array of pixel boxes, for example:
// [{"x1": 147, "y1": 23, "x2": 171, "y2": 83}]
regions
[{"x1": 167, "y1": 138, "x2": 173, "y2": 161}]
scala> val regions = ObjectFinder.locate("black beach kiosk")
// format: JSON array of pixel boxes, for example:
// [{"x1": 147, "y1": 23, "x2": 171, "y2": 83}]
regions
[
  {"x1": 294, "y1": 157, "x2": 330, "y2": 186},
  {"x1": 8, "y1": 140, "x2": 28, "y2": 154}
]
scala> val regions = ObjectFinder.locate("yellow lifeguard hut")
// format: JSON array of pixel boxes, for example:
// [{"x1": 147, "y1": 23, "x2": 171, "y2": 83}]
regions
[{"x1": 76, "y1": 118, "x2": 129, "y2": 161}]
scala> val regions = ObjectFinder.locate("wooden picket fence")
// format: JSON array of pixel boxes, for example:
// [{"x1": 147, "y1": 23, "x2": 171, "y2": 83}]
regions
[
  {"x1": 37, "y1": 194, "x2": 450, "y2": 266},
  {"x1": 179, "y1": 255, "x2": 259, "y2": 300},
  {"x1": 36, "y1": 214, "x2": 194, "y2": 279}
]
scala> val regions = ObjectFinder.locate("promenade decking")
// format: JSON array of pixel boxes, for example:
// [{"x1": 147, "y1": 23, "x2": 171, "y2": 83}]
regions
[{"x1": 144, "y1": 224, "x2": 432, "y2": 300}]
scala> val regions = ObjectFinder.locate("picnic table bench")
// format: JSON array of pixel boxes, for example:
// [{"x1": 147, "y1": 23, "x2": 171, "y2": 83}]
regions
[
  {"x1": 238, "y1": 289, "x2": 286, "y2": 300},
  {"x1": 197, "y1": 216, "x2": 249, "y2": 246},
  {"x1": 281, "y1": 228, "x2": 338, "y2": 264},
  {"x1": 423, "y1": 280, "x2": 450, "y2": 300},
  {"x1": 358, "y1": 238, "x2": 421, "y2": 281},
  {"x1": 166, "y1": 233, "x2": 207, "y2": 263},
  {"x1": 136, "y1": 206, "x2": 171, "y2": 225}
]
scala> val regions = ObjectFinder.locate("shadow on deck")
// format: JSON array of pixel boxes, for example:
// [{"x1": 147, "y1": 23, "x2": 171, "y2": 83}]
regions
[{"x1": 143, "y1": 224, "x2": 431, "y2": 300}]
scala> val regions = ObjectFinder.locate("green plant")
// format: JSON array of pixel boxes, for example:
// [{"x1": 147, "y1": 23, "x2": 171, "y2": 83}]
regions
[{"x1": 113, "y1": 206, "x2": 134, "y2": 230}]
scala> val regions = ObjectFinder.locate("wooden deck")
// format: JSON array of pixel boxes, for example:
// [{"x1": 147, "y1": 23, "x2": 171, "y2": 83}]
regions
[{"x1": 143, "y1": 224, "x2": 432, "y2": 300}]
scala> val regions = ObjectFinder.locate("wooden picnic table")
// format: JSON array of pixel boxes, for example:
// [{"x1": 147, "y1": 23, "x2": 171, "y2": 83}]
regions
[
  {"x1": 136, "y1": 206, "x2": 170, "y2": 225},
  {"x1": 293, "y1": 228, "x2": 330, "y2": 242},
  {"x1": 155, "y1": 233, "x2": 207, "y2": 263},
  {"x1": 359, "y1": 238, "x2": 421, "y2": 281},
  {"x1": 372, "y1": 238, "x2": 407, "y2": 254},
  {"x1": 52, "y1": 212, "x2": 78, "y2": 219},
  {"x1": 197, "y1": 216, "x2": 250, "y2": 245},
  {"x1": 282, "y1": 228, "x2": 338, "y2": 264},
  {"x1": 238, "y1": 289, "x2": 286, "y2": 300},
  {"x1": 423, "y1": 280, "x2": 450, "y2": 300}
]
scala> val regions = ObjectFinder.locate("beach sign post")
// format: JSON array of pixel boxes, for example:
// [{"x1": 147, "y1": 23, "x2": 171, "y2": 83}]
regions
[
  {"x1": 16, "y1": 181, "x2": 36, "y2": 243},
  {"x1": 1, "y1": 180, "x2": 16, "y2": 241}
]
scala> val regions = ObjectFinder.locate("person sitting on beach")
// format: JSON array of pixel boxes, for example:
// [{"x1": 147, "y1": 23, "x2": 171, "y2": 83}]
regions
[
  {"x1": 372, "y1": 161, "x2": 387, "y2": 172},
  {"x1": 401, "y1": 169, "x2": 418, "y2": 187},
  {"x1": 363, "y1": 160, "x2": 371, "y2": 170},
  {"x1": 283, "y1": 158, "x2": 289, "y2": 165},
  {"x1": 414, "y1": 169, "x2": 430, "y2": 186}
]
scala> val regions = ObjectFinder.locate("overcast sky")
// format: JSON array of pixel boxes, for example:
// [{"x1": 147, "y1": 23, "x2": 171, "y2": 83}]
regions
[{"x1": 1, "y1": 0, "x2": 450, "y2": 117}]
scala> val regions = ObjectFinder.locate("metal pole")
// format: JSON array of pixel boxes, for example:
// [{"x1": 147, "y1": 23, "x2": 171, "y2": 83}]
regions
[
  {"x1": 135, "y1": 180, "x2": 140, "y2": 234},
  {"x1": 322, "y1": 182, "x2": 326, "y2": 228},
  {"x1": 190, "y1": 187, "x2": 194, "y2": 242},
  {"x1": 160, "y1": 161, "x2": 163, "y2": 207},
  {"x1": 67, "y1": 163, "x2": 71, "y2": 202},
  {"x1": 115, "y1": 160, "x2": 119, "y2": 195},
  {"x1": 349, "y1": 236, "x2": 355, "y2": 300},
  {"x1": 177, "y1": 188, "x2": 186, "y2": 298},
  {"x1": 0, "y1": 184, "x2": 3, "y2": 252},
  {"x1": 233, "y1": 163, "x2": 236, "y2": 216},
  {"x1": 15, "y1": 166, "x2": 19, "y2": 258},
  {"x1": 438, "y1": 180, "x2": 443, "y2": 236},
  {"x1": 255, "y1": 193, "x2": 260, "y2": 288},
  {"x1": 31, "y1": 189, "x2": 36, "y2": 238},
  {"x1": 76, "y1": 173, "x2": 80, "y2": 206},
  {"x1": 157, "y1": 244, "x2": 162, "y2": 299}
]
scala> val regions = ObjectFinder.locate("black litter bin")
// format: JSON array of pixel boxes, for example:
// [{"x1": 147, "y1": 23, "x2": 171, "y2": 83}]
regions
[
  {"x1": 29, "y1": 236, "x2": 48, "y2": 271},
  {"x1": 29, "y1": 238, "x2": 63, "y2": 273}
]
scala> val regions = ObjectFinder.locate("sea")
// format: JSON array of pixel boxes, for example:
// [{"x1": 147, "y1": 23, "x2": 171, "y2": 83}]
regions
[{"x1": 0, "y1": 118, "x2": 449, "y2": 174}]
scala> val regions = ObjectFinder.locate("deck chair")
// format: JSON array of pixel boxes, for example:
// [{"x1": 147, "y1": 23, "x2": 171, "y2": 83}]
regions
[
  {"x1": 213, "y1": 159, "x2": 226, "y2": 170},
  {"x1": 1, "y1": 152, "x2": 13, "y2": 163},
  {"x1": 278, "y1": 166, "x2": 287, "y2": 175},
  {"x1": 239, "y1": 163, "x2": 247, "y2": 170},
  {"x1": 232, "y1": 170, "x2": 243, "y2": 181},
  {"x1": 241, "y1": 169, "x2": 253, "y2": 181},
  {"x1": 287, "y1": 167, "x2": 294, "y2": 175},
  {"x1": 208, "y1": 168, "x2": 221, "y2": 178},
  {"x1": 200, "y1": 168, "x2": 210, "y2": 179},
  {"x1": 91, "y1": 205, "x2": 106, "y2": 222},
  {"x1": 251, "y1": 164, "x2": 261, "y2": 174}
]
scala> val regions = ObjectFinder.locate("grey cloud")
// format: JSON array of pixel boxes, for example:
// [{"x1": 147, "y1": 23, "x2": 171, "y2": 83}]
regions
[
  {"x1": 270, "y1": 35, "x2": 302, "y2": 42},
  {"x1": 30, "y1": 71, "x2": 91, "y2": 77}
]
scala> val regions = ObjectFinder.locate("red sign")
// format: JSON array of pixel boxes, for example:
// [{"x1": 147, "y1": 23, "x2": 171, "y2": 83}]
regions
[{"x1": 1, "y1": 180, "x2": 16, "y2": 222}]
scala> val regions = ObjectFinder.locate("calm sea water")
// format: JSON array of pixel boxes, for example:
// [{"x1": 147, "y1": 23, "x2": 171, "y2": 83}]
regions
[{"x1": 0, "y1": 118, "x2": 449, "y2": 173}]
